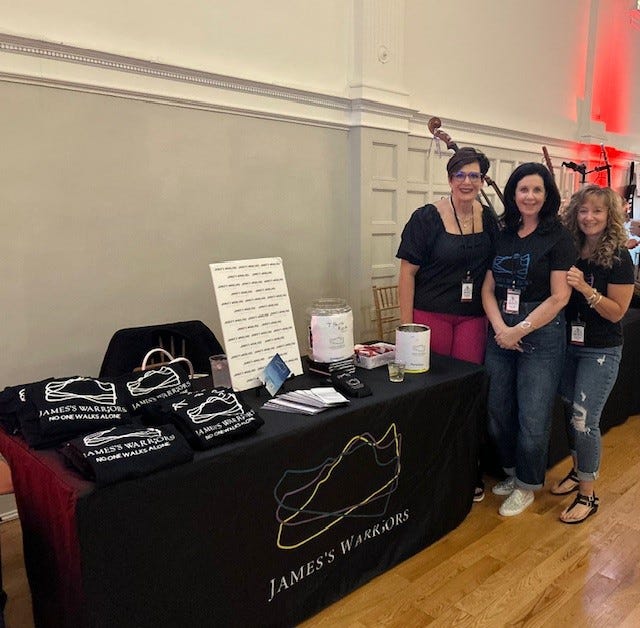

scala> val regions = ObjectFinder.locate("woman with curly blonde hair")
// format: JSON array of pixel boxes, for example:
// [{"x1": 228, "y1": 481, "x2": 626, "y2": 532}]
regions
[{"x1": 552, "y1": 185, "x2": 634, "y2": 523}]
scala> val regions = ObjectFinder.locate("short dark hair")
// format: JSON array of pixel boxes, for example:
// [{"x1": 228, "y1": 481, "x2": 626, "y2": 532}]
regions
[
  {"x1": 446, "y1": 147, "x2": 490, "y2": 178},
  {"x1": 503, "y1": 162, "x2": 561, "y2": 233}
]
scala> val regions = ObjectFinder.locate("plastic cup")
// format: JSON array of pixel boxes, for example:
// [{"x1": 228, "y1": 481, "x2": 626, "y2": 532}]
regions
[
  {"x1": 210, "y1": 354, "x2": 232, "y2": 388},
  {"x1": 387, "y1": 361, "x2": 405, "y2": 383}
]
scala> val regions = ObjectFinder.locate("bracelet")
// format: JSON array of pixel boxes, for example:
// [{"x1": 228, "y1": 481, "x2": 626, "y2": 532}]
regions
[
  {"x1": 586, "y1": 289, "x2": 599, "y2": 305},
  {"x1": 590, "y1": 292, "x2": 603, "y2": 308}
]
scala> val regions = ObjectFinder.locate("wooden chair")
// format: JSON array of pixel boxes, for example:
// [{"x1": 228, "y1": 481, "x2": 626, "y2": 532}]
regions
[{"x1": 372, "y1": 285, "x2": 400, "y2": 342}]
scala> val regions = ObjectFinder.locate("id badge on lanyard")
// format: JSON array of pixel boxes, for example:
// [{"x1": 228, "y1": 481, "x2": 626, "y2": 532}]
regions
[
  {"x1": 461, "y1": 272, "x2": 473, "y2": 303},
  {"x1": 570, "y1": 320, "x2": 585, "y2": 345},
  {"x1": 504, "y1": 287, "x2": 521, "y2": 314}
]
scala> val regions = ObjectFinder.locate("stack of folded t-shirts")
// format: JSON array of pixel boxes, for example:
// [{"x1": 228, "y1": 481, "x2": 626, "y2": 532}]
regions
[
  {"x1": 0, "y1": 364, "x2": 193, "y2": 450},
  {"x1": 149, "y1": 387, "x2": 264, "y2": 449},
  {"x1": 13, "y1": 375, "x2": 136, "y2": 449},
  {"x1": 61, "y1": 424, "x2": 193, "y2": 486},
  {"x1": 0, "y1": 378, "x2": 54, "y2": 436}
]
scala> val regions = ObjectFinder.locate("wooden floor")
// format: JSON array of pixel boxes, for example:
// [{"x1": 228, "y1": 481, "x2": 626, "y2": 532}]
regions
[{"x1": 2, "y1": 415, "x2": 639, "y2": 628}]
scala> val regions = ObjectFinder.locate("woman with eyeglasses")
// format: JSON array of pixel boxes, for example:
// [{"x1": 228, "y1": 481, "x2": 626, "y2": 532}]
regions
[
  {"x1": 481, "y1": 162, "x2": 575, "y2": 517},
  {"x1": 397, "y1": 147, "x2": 499, "y2": 365},
  {"x1": 397, "y1": 147, "x2": 499, "y2": 503},
  {"x1": 551, "y1": 186, "x2": 634, "y2": 524}
]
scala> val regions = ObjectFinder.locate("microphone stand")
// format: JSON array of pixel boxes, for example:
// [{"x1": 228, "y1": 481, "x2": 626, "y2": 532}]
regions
[
  {"x1": 562, "y1": 160, "x2": 611, "y2": 188},
  {"x1": 589, "y1": 164, "x2": 611, "y2": 187},
  {"x1": 562, "y1": 161, "x2": 587, "y2": 186}
]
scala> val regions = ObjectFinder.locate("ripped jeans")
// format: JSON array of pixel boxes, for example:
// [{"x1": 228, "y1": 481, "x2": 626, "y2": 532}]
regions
[{"x1": 559, "y1": 343, "x2": 622, "y2": 482}]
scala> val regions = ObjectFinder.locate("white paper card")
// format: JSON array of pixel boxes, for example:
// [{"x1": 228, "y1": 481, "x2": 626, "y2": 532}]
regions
[{"x1": 210, "y1": 257, "x2": 302, "y2": 392}]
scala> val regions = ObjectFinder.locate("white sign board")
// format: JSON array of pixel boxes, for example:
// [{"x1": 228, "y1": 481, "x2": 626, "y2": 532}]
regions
[{"x1": 209, "y1": 257, "x2": 302, "y2": 391}]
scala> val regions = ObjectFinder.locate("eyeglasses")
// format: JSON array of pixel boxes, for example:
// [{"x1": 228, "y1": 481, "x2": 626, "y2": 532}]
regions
[{"x1": 452, "y1": 171, "x2": 483, "y2": 182}]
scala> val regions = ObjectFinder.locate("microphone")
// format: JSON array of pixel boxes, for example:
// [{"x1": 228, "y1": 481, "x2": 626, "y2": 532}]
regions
[{"x1": 562, "y1": 161, "x2": 587, "y2": 174}]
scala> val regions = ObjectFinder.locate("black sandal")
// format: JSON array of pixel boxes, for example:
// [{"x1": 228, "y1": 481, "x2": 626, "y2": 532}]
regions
[
  {"x1": 560, "y1": 492, "x2": 599, "y2": 524},
  {"x1": 550, "y1": 468, "x2": 579, "y2": 495}
]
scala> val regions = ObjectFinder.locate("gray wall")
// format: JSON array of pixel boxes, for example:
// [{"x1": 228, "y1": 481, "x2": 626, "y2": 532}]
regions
[{"x1": 0, "y1": 82, "x2": 349, "y2": 385}]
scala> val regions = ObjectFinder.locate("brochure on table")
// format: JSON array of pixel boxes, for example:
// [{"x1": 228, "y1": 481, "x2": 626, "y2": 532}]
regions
[{"x1": 209, "y1": 257, "x2": 303, "y2": 392}]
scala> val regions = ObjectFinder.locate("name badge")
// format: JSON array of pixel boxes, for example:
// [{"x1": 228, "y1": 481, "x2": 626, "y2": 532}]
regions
[
  {"x1": 570, "y1": 321, "x2": 585, "y2": 345},
  {"x1": 461, "y1": 280, "x2": 473, "y2": 302},
  {"x1": 504, "y1": 288, "x2": 521, "y2": 314}
]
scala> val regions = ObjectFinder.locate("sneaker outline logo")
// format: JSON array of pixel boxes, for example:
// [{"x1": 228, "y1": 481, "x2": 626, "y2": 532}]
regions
[
  {"x1": 186, "y1": 391, "x2": 243, "y2": 424},
  {"x1": 45, "y1": 377, "x2": 117, "y2": 405},
  {"x1": 126, "y1": 366, "x2": 182, "y2": 397},
  {"x1": 274, "y1": 423, "x2": 401, "y2": 549}
]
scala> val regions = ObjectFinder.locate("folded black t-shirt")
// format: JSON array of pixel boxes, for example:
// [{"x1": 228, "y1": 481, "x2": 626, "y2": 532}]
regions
[
  {"x1": 61, "y1": 424, "x2": 193, "y2": 486},
  {"x1": 17, "y1": 376, "x2": 133, "y2": 449},
  {"x1": 0, "y1": 378, "x2": 53, "y2": 435},
  {"x1": 150, "y1": 388, "x2": 264, "y2": 449},
  {"x1": 116, "y1": 365, "x2": 191, "y2": 416}
]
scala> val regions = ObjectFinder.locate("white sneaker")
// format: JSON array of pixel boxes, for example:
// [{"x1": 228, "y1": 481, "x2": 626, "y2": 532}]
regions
[
  {"x1": 499, "y1": 488, "x2": 534, "y2": 517},
  {"x1": 492, "y1": 476, "x2": 515, "y2": 496}
]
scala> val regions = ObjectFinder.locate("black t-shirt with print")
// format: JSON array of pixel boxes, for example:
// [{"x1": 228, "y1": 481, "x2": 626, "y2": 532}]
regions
[
  {"x1": 396, "y1": 204, "x2": 499, "y2": 316},
  {"x1": 491, "y1": 222, "x2": 575, "y2": 302},
  {"x1": 565, "y1": 248, "x2": 635, "y2": 347}
]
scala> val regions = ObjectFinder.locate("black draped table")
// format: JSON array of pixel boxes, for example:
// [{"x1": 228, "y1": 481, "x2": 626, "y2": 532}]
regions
[{"x1": 0, "y1": 354, "x2": 486, "y2": 628}]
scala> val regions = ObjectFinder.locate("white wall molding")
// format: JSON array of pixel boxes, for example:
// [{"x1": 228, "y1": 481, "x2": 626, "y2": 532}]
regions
[
  {"x1": 0, "y1": 32, "x2": 355, "y2": 129},
  {"x1": 0, "y1": 32, "x2": 424, "y2": 133},
  {"x1": 0, "y1": 33, "x2": 346, "y2": 107},
  {"x1": 1, "y1": 32, "x2": 613, "y2": 156}
]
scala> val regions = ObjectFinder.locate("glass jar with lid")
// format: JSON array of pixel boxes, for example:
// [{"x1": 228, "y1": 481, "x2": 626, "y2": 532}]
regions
[{"x1": 307, "y1": 298, "x2": 354, "y2": 363}]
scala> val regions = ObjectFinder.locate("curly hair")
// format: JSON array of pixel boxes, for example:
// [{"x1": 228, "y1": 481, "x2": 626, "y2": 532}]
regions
[{"x1": 561, "y1": 185, "x2": 627, "y2": 269}]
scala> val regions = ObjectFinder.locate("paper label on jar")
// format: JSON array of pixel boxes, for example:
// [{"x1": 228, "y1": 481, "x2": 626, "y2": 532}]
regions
[{"x1": 310, "y1": 311, "x2": 354, "y2": 362}]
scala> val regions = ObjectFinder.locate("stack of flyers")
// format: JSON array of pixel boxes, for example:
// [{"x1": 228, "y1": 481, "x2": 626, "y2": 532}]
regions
[{"x1": 261, "y1": 387, "x2": 349, "y2": 415}]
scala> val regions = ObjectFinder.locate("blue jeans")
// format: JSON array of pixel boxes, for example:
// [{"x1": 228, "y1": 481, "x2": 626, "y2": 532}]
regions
[
  {"x1": 558, "y1": 343, "x2": 622, "y2": 481},
  {"x1": 485, "y1": 304, "x2": 566, "y2": 490}
]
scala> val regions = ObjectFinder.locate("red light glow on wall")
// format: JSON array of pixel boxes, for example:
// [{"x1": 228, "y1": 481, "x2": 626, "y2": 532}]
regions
[{"x1": 590, "y1": 3, "x2": 632, "y2": 135}]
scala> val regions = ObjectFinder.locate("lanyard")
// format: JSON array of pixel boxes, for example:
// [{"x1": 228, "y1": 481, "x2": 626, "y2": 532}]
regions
[{"x1": 450, "y1": 197, "x2": 475, "y2": 281}]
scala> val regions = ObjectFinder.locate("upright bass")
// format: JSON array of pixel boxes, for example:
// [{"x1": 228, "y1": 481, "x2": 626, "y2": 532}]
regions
[{"x1": 427, "y1": 117, "x2": 505, "y2": 228}]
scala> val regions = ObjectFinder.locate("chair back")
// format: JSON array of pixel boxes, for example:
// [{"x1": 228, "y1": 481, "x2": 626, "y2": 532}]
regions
[
  {"x1": 372, "y1": 285, "x2": 400, "y2": 342},
  {"x1": 99, "y1": 320, "x2": 223, "y2": 377}
]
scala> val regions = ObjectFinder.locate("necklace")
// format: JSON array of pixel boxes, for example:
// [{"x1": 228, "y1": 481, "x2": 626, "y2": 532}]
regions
[{"x1": 450, "y1": 197, "x2": 474, "y2": 230}]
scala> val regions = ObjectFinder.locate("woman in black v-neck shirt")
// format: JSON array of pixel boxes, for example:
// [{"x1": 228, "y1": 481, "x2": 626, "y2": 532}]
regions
[
  {"x1": 481, "y1": 162, "x2": 575, "y2": 518},
  {"x1": 397, "y1": 147, "x2": 499, "y2": 364}
]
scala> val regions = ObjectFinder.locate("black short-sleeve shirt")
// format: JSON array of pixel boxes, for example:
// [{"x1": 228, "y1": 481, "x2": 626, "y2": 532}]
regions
[
  {"x1": 491, "y1": 223, "x2": 576, "y2": 302},
  {"x1": 396, "y1": 204, "x2": 499, "y2": 316},
  {"x1": 565, "y1": 248, "x2": 635, "y2": 347}
]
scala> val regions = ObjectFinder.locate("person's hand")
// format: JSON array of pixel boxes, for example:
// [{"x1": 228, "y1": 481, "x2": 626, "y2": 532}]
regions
[
  {"x1": 494, "y1": 326, "x2": 524, "y2": 351},
  {"x1": 626, "y1": 238, "x2": 639, "y2": 250},
  {"x1": 630, "y1": 220, "x2": 640, "y2": 237},
  {"x1": 566, "y1": 265, "x2": 589, "y2": 293}
]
